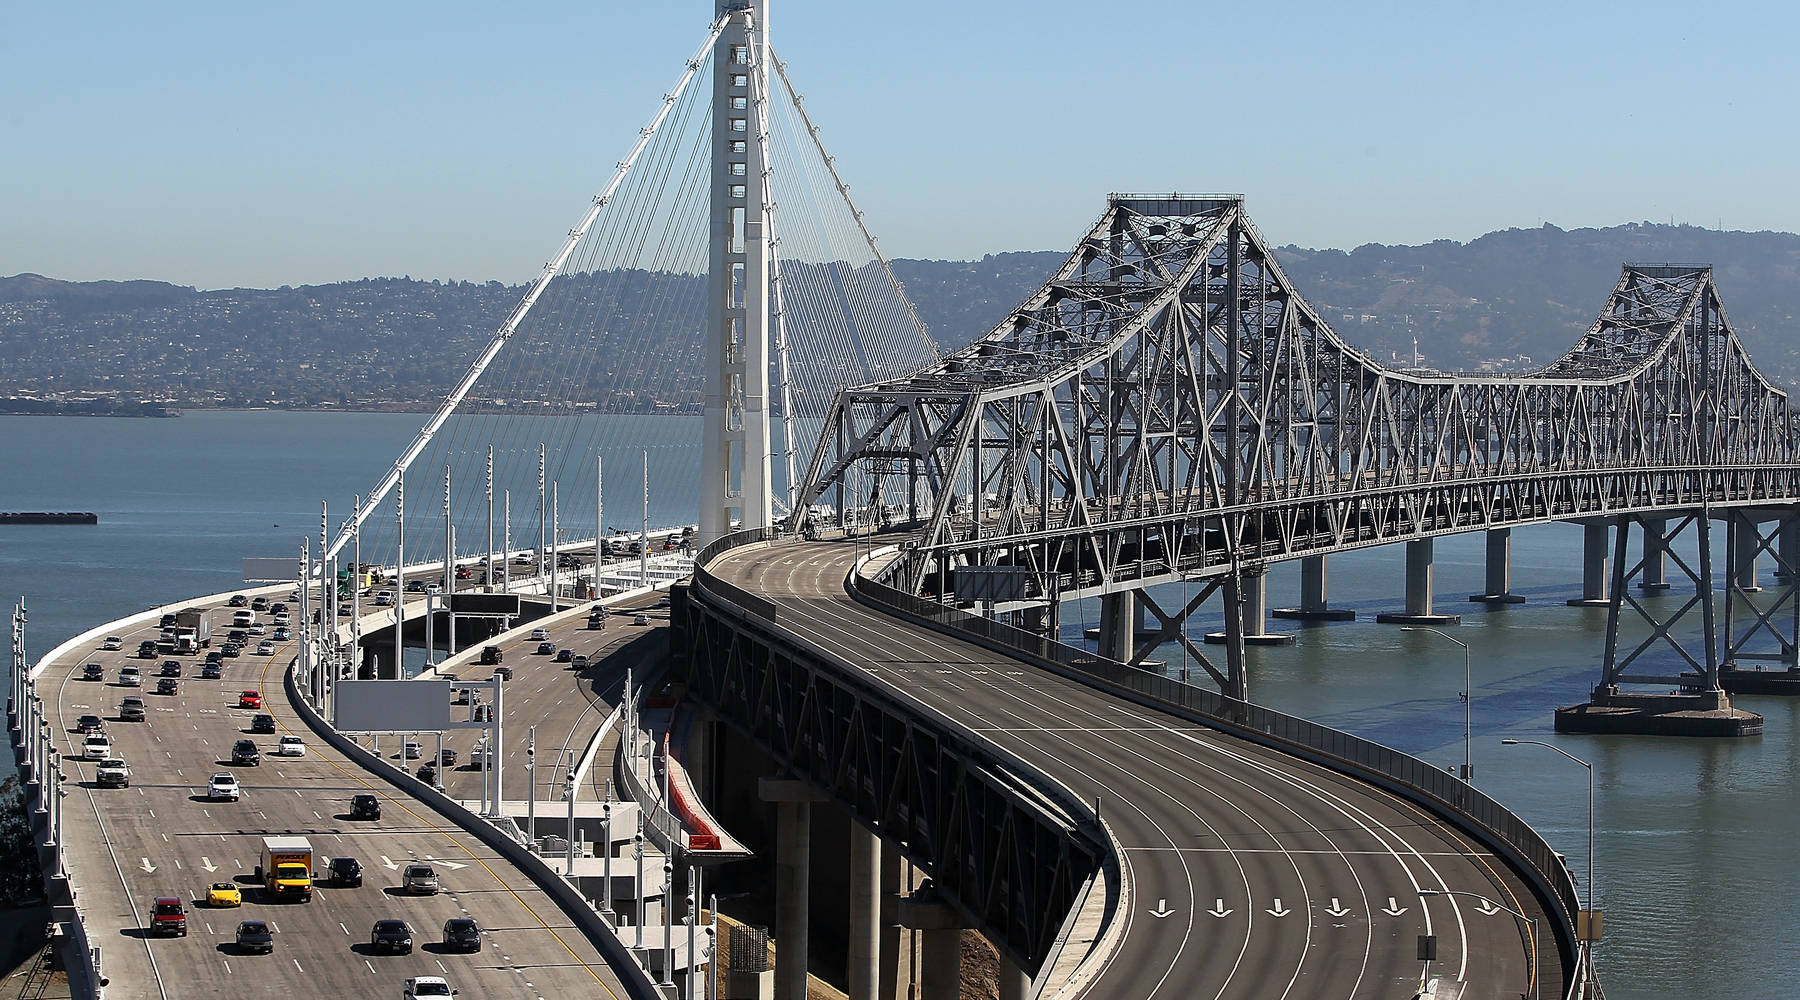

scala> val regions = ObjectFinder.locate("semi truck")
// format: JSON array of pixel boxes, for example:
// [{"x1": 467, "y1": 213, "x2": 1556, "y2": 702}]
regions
[
  {"x1": 257, "y1": 836, "x2": 314, "y2": 901},
  {"x1": 173, "y1": 608, "x2": 212, "y2": 654}
]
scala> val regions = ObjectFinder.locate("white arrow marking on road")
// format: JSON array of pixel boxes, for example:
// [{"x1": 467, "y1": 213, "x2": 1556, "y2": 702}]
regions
[
  {"x1": 1382, "y1": 897, "x2": 1408, "y2": 916},
  {"x1": 1267, "y1": 898, "x2": 1291, "y2": 917},
  {"x1": 1207, "y1": 899, "x2": 1233, "y2": 918},
  {"x1": 423, "y1": 857, "x2": 469, "y2": 871},
  {"x1": 1475, "y1": 899, "x2": 1501, "y2": 916},
  {"x1": 1148, "y1": 898, "x2": 1175, "y2": 918},
  {"x1": 380, "y1": 855, "x2": 399, "y2": 870},
  {"x1": 1326, "y1": 898, "x2": 1351, "y2": 917},
  {"x1": 139, "y1": 858, "x2": 156, "y2": 873},
  {"x1": 199, "y1": 857, "x2": 218, "y2": 873}
]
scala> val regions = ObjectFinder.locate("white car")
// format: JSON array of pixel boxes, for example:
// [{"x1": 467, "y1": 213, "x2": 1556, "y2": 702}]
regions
[
  {"x1": 247, "y1": 623, "x2": 266, "y2": 636},
  {"x1": 101, "y1": 636, "x2": 123, "y2": 651},
  {"x1": 403, "y1": 741, "x2": 423, "y2": 760},
  {"x1": 256, "y1": 640, "x2": 275, "y2": 656},
  {"x1": 402, "y1": 976, "x2": 455, "y2": 999},
  {"x1": 373, "y1": 591, "x2": 395, "y2": 607},
  {"x1": 83, "y1": 734, "x2": 112, "y2": 760},
  {"x1": 276, "y1": 735, "x2": 306, "y2": 757},
  {"x1": 468, "y1": 740, "x2": 491, "y2": 767},
  {"x1": 529, "y1": 628, "x2": 549, "y2": 641},
  {"x1": 208, "y1": 773, "x2": 240, "y2": 801},
  {"x1": 424, "y1": 583, "x2": 442, "y2": 595}
]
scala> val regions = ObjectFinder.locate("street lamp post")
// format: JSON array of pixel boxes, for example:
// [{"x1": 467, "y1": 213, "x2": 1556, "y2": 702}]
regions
[
  {"x1": 1402, "y1": 626, "x2": 1472, "y2": 781},
  {"x1": 1503, "y1": 738, "x2": 1595, "y2": 967},
  {"x1": 1418, "y1": 888, "x2": 1539, "y2": 1000}
]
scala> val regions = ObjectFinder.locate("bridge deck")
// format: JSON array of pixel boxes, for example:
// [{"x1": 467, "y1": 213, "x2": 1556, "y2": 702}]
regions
[{"x1": 713, "y1": 538, "x2": 1565, "y2": 1000}]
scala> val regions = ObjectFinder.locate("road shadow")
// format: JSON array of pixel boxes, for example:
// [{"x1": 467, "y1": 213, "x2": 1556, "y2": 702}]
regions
[{"x1": 348, "y1": 942, "x2": 413, "y2": 957}]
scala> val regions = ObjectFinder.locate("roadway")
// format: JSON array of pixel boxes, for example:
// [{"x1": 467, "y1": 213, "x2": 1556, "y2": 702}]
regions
[
  {"x1": 711, "y1": 539, "x2": 1564, "y2": 1000},
  {"x1": 42, "y1": 592, "x2": 638, "y2": 1000}
]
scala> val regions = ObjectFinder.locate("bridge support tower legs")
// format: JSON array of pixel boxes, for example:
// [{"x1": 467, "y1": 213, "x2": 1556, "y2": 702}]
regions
[
  {"x1": 761, "y1": 779, "x2": 824, "y2": 1000},
  {"x1": 1273, "y1": 555, "x2": 1356, "y2": 621},
  {"x1": 1376, "y1": 539, "x2": 1461, "y2": 625},
  {"x1": 1777, "y1": 515, "x2": 1800, "y2": 583},
  {"x1": 1638, "y1": 518, "x2": 1670, "y2": 592},
  {"x1": 1717, "y1": 510, "x2": 1800, "y2": 693},
  {"x1": 1469, "y1": 528, "x2": 1526, "y2": 604},
  {"x1": 1730, "y1": 514, "x2": 1762, "y2": 593},
  {"x1": 1568, "y1": 521, "x2": 1611, "y2": 606},
  {"x1": 847, "y1": 824, "x2": 880, "y2": 1000}
]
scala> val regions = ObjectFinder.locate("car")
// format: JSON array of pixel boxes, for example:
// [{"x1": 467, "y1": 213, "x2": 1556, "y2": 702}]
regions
[
  {"x1": 369, "y1": 919, "x2": 413, "y2": 954},
  {"x1": 231, "y1": 740, "x2": 260, "y2": 766},
  {"x1": 513, "y1": 553, "x2": 534, "y2": 564},
  {"x1": 156, "y1": 678, "x2": 179, "y2": 696},
  {"x1": 161, "y1": 613, "x2": 180, "y2": 627},
  {"x1": 276, "y1": 735, "x2": 305, "y2": 757},
  {"x1": 101, "y1": 636, "x2": 123, "y2": 651},
  {"x1": 554, "y1": 647, "x2": 573, "y2": 662},
  {"x1": 587, "y1": 613, "x2": 606, "y2": 630},
  {"x1": 373, "y1": 591, "x2": 395, "y2": 607},
  {"x1": 405, "y1": 580, "x2": 427, "y2": 593},
  {"x1": 205, "y1": 649, "x2": 224, "y2": 663},
  {"x1": 234, "y1": 919, "x2": 273, "y2": 954},
  {"x1": 478, "y1": 645, "x2": 503, "y2": 665},
  {"x1": 454, "y1": 566, "x2": 472, "y2": 580},
  {"x1": 221, "y1": 643, "x2": 241, "y2": 658},
  {"x1": 535, "y1": 641, "x2": 556, "y2": 655},
  {"x1": 228, "y1": 594, "x2": 248, "y2": 608},
  {"x1": 200, "y1": 663, "x2": 222, "y2": 679},
  {"x1": 271, "y1": 602, "x2": 288, "y2": 616},
  {"x1": 84, "y1": 734, "x2": 112, "y2": 760},
  {"x1": 149, "y1": 897, "x2": 187, "y2": 937},
  {"x1": 441, "y1": 917, "x2": 481, "y2": 952},
  {"x1": 271, "y1": 612, "x2": 290, "y2": 627},
  {"x1": 118, "y1": 666, "x2": 142, "y2": 686},
  {"x1": 491, "y1": 666, "x2": 512, "y2": 681},
  {"x1": 83, "y1": 662, "x2": 106, "y2": 680},
  {"x1": 350, "y1": 793, "x2": 381, "y2": 820},
  {"x1": 230, "y1": 609, "x2": 254, "y2": 626},
  {"x1": 272, "y1": 627, "x2": 291, "y2": 641},
  {"x1": 416, "y1": 761, "x2": 437, "y2": 783},
  {"x1": 327, "y1": 855, "x2": 363, "y2": 887},
  {"x1": 570, "y1": 654, "x2": 590, "y2": 670},
  {"x1": 402, "y1": 864, "x2": 439, "y2": 895},
  {"x1": 209, "y1": 773, "x2": 241, "y2": 800},
  {"x1": 254, "y1": 639, "x2": 273, "y2": 655},
  {"x1": 159, "y1": 659, "x2": 181, "y2": 677},
  {"x1": 251, "y1": 713, "x2": 276, "y2": 733},
  {"x1": 403, "y1": 976, "x2": 456, "y2": 999},
  {"x1": 76, "y1": 714, "x2": 106, "y2": 735},
  {"x1": 227, "y1": 629, "x2": 248, "y2": 644},
  {"x1": 251, "y1": 597, "x2": 269, "y2": 611},
  {"x1": 558, "y1": 552, "x2": 582, "y2": 569},
  {"x1": 424, "y1": 583, "x2": 442, "y2": 595},
  {"x1": 529, "y1": 627, "x2": 550, "y2": 641},
  {"x1": 207, "y1": 881, "x2": 242, "y2": 907},
  {"x1": 437, "y1": 747, "x2": 457, "y2": 766},
  {"x1": 403, "y1": 741, "x2": 422, "y2": 759},
  {"x1": 118, "y1": 696, "x2": 146, "y2": 722},
  {"x1": 634, "y1": 613, "x2": 649, "y2": 626},
  {"x1": 95, "y1": 758, "x2": 130, "y2": 788},
  {"x1": 247, "y1": 622, "x2": 266, "y2": 636},
  {"x1": 238, "y1": 690, "x2": 262, "y2": 708},
  {"x1": 138, "y1": 639, "x2": 160, "y2": 659},
  {"x1": 468, "y1": 741, "x2": 491, "y2": 767}
]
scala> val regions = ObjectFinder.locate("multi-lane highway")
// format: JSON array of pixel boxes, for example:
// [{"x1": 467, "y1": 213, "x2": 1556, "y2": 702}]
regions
[
  {"x1": 709, "y1": 538, "x2": 1564, "y2": 1000},
  {"x1": 41, "y1": 591, "x2": 637, "y2": 1000}
]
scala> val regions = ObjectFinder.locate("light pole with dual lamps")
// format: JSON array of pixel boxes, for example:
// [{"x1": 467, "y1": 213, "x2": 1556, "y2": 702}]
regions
[
  {"x1": 1418, "y1": 887, "x2": 1539, "y2": 1000},
  {"x1": 1402, "y1": 626, "x2": 1471, "y2": 781},
  {"x1": 1502, "y1": 737, "x2": 1597, "y2": 978}
]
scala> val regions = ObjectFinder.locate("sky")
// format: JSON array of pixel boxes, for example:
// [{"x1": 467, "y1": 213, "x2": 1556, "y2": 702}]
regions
[{"x1": 5, "y1": 1, "x2": 1798, "y2": 290}]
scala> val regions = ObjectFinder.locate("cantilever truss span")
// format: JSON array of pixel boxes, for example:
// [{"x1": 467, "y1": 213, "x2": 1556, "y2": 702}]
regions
[{"x1": 790, "y1": 195, "x2": 1800, "y2": 693}]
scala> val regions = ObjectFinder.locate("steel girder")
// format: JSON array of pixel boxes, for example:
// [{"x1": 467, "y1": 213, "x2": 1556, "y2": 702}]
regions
[
  {"x1": 680, "y1": 570, "x2": 1105, "y2": 977},
  {"x1": 789, "y1": 196, "x2": 1800, "y2": 610}
]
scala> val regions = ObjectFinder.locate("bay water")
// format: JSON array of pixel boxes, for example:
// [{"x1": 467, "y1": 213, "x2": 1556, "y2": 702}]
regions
[{"x1": 1, "y1": 410, "x2": 1790, "y2": 998}]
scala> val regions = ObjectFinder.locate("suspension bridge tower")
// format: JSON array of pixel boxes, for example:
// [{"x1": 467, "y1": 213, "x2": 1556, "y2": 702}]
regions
[{"x1": 700, "y1": 0, "x2": 775, "y2": 545}]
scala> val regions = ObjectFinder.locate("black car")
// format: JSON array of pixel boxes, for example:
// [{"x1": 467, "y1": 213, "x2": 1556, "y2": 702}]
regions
[
  {"x1": 160, "y1": 660, "x2": 182, "y2": 677},
  {"x1": 417, "y1": 761, "x2": 437, "y2": 783},
  {"x1": 251, "y1": 597, "x2": 269, "y2": 611},
  {"x1": 227, "y1": 629, "x2": 248, "y2": 644},
  {"x1": 156, "y1": 678, "x2": 179, "y2": 696},
  {"x1": 232, "y1": 739, "x2": 260, "y2": 765},
  {"x1": 327, "y1": 855, "x2": 363, "y2": 887},
  {"x1": 557, "y1": 552, "x2": 582, "y2": 568},
  {"x1": 250, "y1": 714, "x2": 276, "y2": 733},
  {"x1": 478, "y1": 645, "x2": 502, "y2": 665},
  {"x1": 587, "y1": 613, "x2": 607, "y2": 630},
  {"x1": 441, "y1": 917, "x2": 481, "y2": 953},
  {"x1": 227, "y1": 594, "x2": 248, "y2": 608},
  {"x1": 234, "y1": 919, "x2": 273, "y2": 954},
  {"x1": 270, "y1": 603, "x2": 287, "y2": 616},
  {"x1": 369, "y1": 919, "x2": 412, "y2": 954},
  {"x1": 200, "y1": 663, "x2": 222, "y2": 680},
  {"x1": 350, "y1": 793, "x2": 381, "y2": 820},
  {"x1": 138, "y1": 640, "x2": 159, "y2": 658},
  {"x1": 76, "y1": 714, "x2": 106, "y2": 734},
  {"x1": 554, "y1": 647, "x2": 573, "y2": 662},
  {"x1": 205, "y1": 649, "x2": 224, "y2": 663},
  {"x1": 83, "y1": 663, "x2": 106, "y2": 681},
  {"x1": 221, "y1": 644, "x2": 241, "y2": 658},
  {"x1": 160, "y1": 612, "x2": 179, "y2": 626},
  {"x1": 438, "y1": 748, "x2": 457, "y2": 767},
  {"x1": 535, "y1": 641, "x2": 556, "y2": 655}
]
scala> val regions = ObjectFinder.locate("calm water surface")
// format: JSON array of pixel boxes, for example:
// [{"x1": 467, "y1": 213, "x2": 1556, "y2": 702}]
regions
[{"x1": 2, "y1": 410, "x2": 1790, "y2": 998}]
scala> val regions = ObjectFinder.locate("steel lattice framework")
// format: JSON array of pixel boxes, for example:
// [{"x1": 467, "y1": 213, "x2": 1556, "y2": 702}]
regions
[{"x1": 790, "y1": 195, "x2": 1800, "y2": 693}]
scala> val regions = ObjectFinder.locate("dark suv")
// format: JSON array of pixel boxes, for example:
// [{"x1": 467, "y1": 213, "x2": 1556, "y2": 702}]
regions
[
  {"x1": 350, "y1": 794, "x2": 381, "y2": 820},
  {"x1": 441, "y1": 917, "x2": 481, "y2": 952},
  {"x1": 369, "y1": 919, "x2": 412, "y2": 954},
  {"x1": 478, "y1": 645, "x2": 502, "y2": 665},
  {"x1": 231, "y1": 739, "x2": 260, "y2": 765},
  {"x1": 327, "y1": 855, "x2": 363, "y2": 887}
]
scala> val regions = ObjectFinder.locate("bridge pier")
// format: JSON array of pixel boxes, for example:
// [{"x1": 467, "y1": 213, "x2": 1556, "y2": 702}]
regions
[
  {"x1": 847, "y1": 824, "x2": 880, "y2": 1000},
  {"x1": 1777, "y1": 515, "x2": 1800, "y2": 582},
  {"x1": 1730, "y1": 513, "x2": 1762, "y2": 593},
  {"x1": 1206, "y1": 566, "x2": 1293, "y2": 644},
  {"x1": 1097, "y1": 592, "x2": 1136, "y2": 662},
  {"x1": 1567, "y1": 521, "x2": 1611, "y2": 606},
  {"x1": 1375, "y1": 539, "x2": 1461, "y2": 625},
  {"x1": 1468, "y1": 527, "x2": 1526, "y2": 604},
  {"x1": 1272, "y1": 555, "x2": 1356, "y2": 621},
  {"x1": 1638, "y1": 518, "x2": 1671, "y2": 592},
  {"x1": 760, "y1": 779, "x2": 825, "y2": 1000},
  {"x1": 897, "y1": 889, "x2": 966, "y2": 1000}
]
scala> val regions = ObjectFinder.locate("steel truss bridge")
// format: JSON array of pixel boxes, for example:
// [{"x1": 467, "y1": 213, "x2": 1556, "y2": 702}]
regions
[{"x1": 789, "y1": 194, "x2": 1800, "y2": 700}]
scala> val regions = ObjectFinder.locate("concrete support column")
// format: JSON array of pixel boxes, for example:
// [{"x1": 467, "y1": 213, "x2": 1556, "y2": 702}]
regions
[
  {"x1": 1777, "y1": 515, "x2": 1800, "y2": 581},
  {"x1": 847, "y1": 825, "x2": 880, "y2": 1000},
  {"x1": 1273, "y1": 554, "x2": 1355, "y2": 622},
  {"x1": 1097, "y1": 591, "x2": 1135, "y2": 663},
  {"x1": 1639, "y1": 518, "x2": 1670, "y2": 592},
  {"x1": 1212, "y1": 567, "x2": 1294, "y2": 645},
  {"x1": 878, "y1": 845, "x2": 904, "y2": 1000},
  {"x1": 997, "y1": 962, "x2": 1030, "y2": 1000},
  {"x1": 1569, "y1": 521, "x2": 1611, "y2": 606},
  {"x1": 899, "y1": 892, "x2": 966, "y2": 1000},
  {"x1": 761, "y1": 779, "x2": 824, "y2": 1000},
  {"x1": 1469, "y1": 527, "x2": 1525, "y2": 604},
  {"x1": 1733, "y1": 516, "x2": 1762, "y2": 593},
  {"x1": 1377, "y1": 538, "x2": 1461, "y2": 625}
]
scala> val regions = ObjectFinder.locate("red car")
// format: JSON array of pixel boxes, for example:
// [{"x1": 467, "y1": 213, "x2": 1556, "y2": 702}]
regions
[
  {"x1": 238, "y1": 690, "x2": 262, "y2": 709},
  {"x1": 150, "y1": 897, "x2": 187, "y2": 937}
]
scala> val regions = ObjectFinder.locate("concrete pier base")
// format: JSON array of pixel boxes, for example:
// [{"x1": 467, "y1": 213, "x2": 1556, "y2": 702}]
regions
[
  {"x1": 1469, "y1": 527, "x2": 1526, "y2": 604},
  {"x1": 1376, "y1": 538, "x2": 1462, "y2": 625},
  {"x1": 1272, "y1": 555, "x2": 1356, "y2": 621},
  {"x1": 1555, "y1": 687, "x2": 1762, "y2": 737},
  {"x1": 1205, "y1": 567, "x2": 1294, "y2": 645},
  {"x1": 1567, "y1": 521, "x2": 1612, "y2": 606},
  {"x1": 1713, "y1": 666, "x2": 1800, "y2": 696}
]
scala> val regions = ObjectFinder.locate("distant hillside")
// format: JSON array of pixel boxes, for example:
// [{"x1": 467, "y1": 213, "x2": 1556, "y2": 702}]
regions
[{"x1": 3, "y1": 221, "x2": 1799, "y2": 411}]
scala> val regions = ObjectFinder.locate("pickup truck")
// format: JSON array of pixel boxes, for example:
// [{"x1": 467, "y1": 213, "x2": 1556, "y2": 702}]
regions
[
  {"x1": 96, "y1": 758, "x2": 130, "y2": 788},
  {"x1": 258, "y1": 836, "x2": 314, "y2": 901}
]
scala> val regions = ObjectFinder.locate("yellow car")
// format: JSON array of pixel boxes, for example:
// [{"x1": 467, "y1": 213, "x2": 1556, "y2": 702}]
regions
[{"x1": 206, "y1": 882, "x2": 242, "y2": 908}]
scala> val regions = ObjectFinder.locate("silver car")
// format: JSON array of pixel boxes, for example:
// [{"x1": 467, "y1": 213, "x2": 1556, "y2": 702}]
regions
[{"x1": 402, "y1": 863, "x2": 439, "y2": 895}]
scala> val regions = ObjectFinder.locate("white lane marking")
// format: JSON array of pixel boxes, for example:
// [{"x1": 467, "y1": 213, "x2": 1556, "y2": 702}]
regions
[
  {"x1": 1207, "y1": 898, "x2": 1233, "y2": 918},
  {"x1": 380, "y1": 855, "x2": 398, "y2": 870},
  {"x1": 205, "y1": 923, "x2": 214, "y2": 934},
  {"x1": 313, "y1": 811, "x2": 322, "y2": 819},
  {"x1": 293, "y1": 959, "x2": 304, "y2": 973},
  {"x1": 199, "y1": 857, "x2": 218, "y2": 872},
  {"x1": 436, "y1": 960, "x2": 448, "y2": 974},
  {"x1": 339, "y1": 922, "x2": 349, "y2": 935},
  {"x1": 1326, "y1": 897, "x2": 1352, "y2": 918},
  {"x1": 147, "y1": 808, "x2": 155, "y2": 818},
  {"x1": 1474, "y1": 898, "x2": 1501, "y2": 916},
  {"x1": 364, "y1": 960, "x2": 376, "y2": 975},
  {"x1": 139, "y1": 858, "x2": 156, "y2": 873},
  {"x1": 1382, "y1": 897, "x2": 1409, "y2": 916},
  {"x1": 1268, "y1": 898, "x2": 1292, "y2": 917},
  {"x1": 1148, "y1": 898, "x2": 1175, "y2": 918},
  {"x1": 173, "y1": 859, "x2": 183, "y2": 870},
  {"x1": 222, "y1": 959, "x2": 232, "y2": 975}
]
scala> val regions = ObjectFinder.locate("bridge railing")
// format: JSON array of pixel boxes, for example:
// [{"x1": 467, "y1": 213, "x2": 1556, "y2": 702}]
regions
[{"x1": 848, "y1": 555, "x2": 1583, "y2": 959}]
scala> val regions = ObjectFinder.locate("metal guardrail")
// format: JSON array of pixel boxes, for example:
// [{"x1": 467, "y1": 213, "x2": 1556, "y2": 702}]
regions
[{"x1": 847, "y1": 559, "x2": 1585, "y2": 974}]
